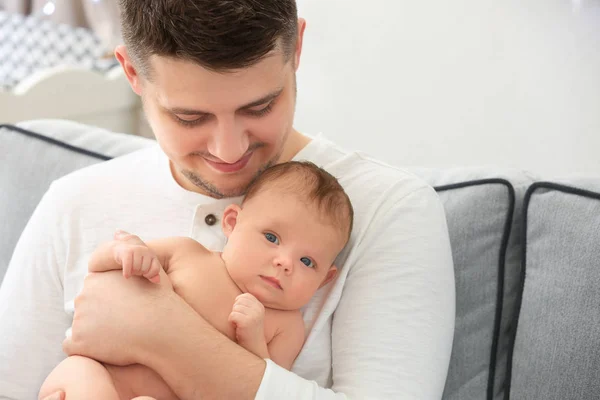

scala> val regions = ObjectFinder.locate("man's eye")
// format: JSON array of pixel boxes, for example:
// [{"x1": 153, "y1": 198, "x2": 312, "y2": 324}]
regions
[
  {"x1": 300, "y1": 257, "x2": 315, "y2": 268},
  {"x1": 175, "y1": 115, "x2": 207, "y2": 127},
  {"x1": 264, "y1": 233, "x2": 279, "y2": 244},
  {"x1": 246, "y1": 102, "x2": 273, "y2": 117}
]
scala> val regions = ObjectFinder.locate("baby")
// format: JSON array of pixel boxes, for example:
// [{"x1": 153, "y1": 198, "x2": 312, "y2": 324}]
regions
[{"x1": 39, "y1": 161, "x2": 354, "y2": 400}]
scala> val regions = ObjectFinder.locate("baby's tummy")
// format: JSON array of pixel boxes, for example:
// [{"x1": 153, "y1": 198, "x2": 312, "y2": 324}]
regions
[
  {"x1": 169, "y1": 272, "x2": 239, "y2": 341},
  {"x1": 104, "y1": 363, "x2": 178, "y2": 400}
]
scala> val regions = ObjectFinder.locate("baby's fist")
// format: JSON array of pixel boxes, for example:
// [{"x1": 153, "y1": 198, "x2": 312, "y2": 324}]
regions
[
  {"x1": 113, "y1": 243, "x2": 161, "y2": 284},
  {"x1": 229, "y1": 293, "x2": 265, "y2": 344}
]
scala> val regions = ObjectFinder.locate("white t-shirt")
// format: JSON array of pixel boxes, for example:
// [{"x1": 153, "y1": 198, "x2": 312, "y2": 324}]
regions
[{"x1": 0, "y1": 135, "x2": 455, "y2": 399}]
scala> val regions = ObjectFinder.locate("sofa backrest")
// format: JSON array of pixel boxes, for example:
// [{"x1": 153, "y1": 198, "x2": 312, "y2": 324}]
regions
[
  {"x1": 0, "y1": 120, "x2": 154, "y2": 281},
  {"x1": 409, "y1": 168, "x2": 535, "y2": 400},
  {"x1": 508, "y1": 181, "x2": 600, "y2": 400}
]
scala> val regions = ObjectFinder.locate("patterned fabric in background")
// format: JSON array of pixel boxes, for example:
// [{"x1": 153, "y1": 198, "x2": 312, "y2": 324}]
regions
[{"x1": 0, "y1": 10, "x2": 118, "y2": 91}]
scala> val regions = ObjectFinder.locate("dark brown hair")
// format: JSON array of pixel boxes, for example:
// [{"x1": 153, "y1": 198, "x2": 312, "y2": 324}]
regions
[
  {"x1": 118, "y1": 0, "x2": 298, "y2": 75},
  {"x1": 244, "y1": 161, "x2": 354, "y2": 242}
]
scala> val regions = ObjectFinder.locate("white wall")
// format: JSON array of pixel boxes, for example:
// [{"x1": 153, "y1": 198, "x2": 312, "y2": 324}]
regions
[{"x1": 295, "y1": 0, "x2": 600, "y2": 178}]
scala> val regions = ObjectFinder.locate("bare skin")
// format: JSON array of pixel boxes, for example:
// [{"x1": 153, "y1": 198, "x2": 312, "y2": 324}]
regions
[{"x1": 41, "y1": 181, "x2": 345, "y2": 400}]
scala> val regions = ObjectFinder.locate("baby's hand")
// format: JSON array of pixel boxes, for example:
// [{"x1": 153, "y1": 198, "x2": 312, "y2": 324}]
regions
[
  {"x1": 229, "y1": 293, "x2": 265, "y2": 346},
  {"x1": 112, "y1": 230, "x2": 161, "y2": 283}
]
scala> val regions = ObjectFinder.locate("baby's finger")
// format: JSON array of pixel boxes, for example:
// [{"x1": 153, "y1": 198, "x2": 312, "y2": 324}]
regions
[
  {"x1": 41, "y1": 390, "x2": 65, "y2": 400},
  {"x1": 140, "y1": 254, "x2": 152, "y2": 275},
  {"x1": 234, "y1": 296, "x2": 259, "y2": 307},
  {"x1": 143, "y1": 258, "x2": 162, "y2": 284},
  {"x1": 229, "y1": 310, "x2": 245, "y2": 324},
  {"x1": 131, "y1": 252, "x2": 143, "y2": 275},
  {"x1": 236, "y1": 293, "x2": 258, "y2": 302},
  {"x1": 232, "y1": 303, "x2": 254, "y2": 313},
  {"x1": 120, "y1": 248, "x2": 134, "y2": 278},
  {"x1": 114, "y1": 229, "x2": 130, "y2": 240}
]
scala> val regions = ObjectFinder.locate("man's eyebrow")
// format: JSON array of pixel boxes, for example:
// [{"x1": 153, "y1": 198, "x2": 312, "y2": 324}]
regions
[
  {"x1": 238, "y1": 88, "x2": 284, "y2": 109},
  {"x1": 167, "y1": 107, "x2": 208, "y2": 115},
  {"x1": 166, "y1": 88, "x2": 284, "y2": 116}
]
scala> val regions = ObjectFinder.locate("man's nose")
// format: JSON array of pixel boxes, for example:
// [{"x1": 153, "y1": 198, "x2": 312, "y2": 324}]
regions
[{"x1": 207, "y1": 116, "x2": 249, "y2": 164}]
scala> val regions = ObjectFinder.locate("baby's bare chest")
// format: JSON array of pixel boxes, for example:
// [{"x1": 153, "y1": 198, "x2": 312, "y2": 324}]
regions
[{"x1": 167, "y1": 259, "x2": 280, "y2": 343}]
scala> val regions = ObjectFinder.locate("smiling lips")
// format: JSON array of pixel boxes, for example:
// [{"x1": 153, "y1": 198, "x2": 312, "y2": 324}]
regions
[
  {"x1": 203, "y1": 151, "x2": 253, "y2": 173},
  {"x1": 260, "y1": 275, "x2": 282, "y2": 290}
]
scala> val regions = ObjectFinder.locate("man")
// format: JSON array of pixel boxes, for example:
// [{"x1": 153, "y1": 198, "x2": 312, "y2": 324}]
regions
[{"x1": 0, "y1": 1, "x2": 455, "y2": 399}]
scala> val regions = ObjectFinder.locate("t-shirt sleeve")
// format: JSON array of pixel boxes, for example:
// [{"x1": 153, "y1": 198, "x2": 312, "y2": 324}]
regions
[
  {"x1": 255, "y1": 186, "x2": 455, "y2": 399},
  {"x1": 0, "y1": 184, "x2": 72, "y2": 399}
]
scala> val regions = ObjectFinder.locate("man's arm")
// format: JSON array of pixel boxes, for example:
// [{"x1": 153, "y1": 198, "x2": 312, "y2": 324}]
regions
[
  {"x1": 0, "y1": 185, "x2": 72, "y2": 399},
  {"x1": 325, "y1": 187, "x2": 455, "y2": 399}
]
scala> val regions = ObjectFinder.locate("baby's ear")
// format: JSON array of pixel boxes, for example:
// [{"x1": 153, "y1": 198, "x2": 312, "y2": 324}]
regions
[
  {"x1": 222, "y1": 204, "x2": 242, "y2": 237},
  {"x1": 319, "y1": 265, "x2": 338, "y2": 289}
]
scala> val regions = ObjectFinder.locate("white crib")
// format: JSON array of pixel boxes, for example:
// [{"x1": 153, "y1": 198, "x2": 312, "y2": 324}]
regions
[
  {"x1": 0, "y1": 65, "x2": 152, "y2": 137},
  {"x1": 0, "y1": 8, "x2": 152, "y2": 138}
]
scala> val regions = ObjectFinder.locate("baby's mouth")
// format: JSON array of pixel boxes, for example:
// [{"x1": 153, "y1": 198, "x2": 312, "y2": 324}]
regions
[{"x1": 259, "y1": 275, "x2": 282, "y2": 290}]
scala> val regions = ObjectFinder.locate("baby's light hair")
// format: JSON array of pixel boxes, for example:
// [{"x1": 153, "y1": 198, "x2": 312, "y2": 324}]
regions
[{"x1": 243, "y1": 161, "x2": 354, "y2": 242}]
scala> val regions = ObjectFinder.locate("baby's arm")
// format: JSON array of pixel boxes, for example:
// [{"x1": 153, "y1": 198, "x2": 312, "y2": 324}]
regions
[
  {"x1": 88, "y1": 231, "x2": 199, "y2": 284},
  {"x1": 88, "y1": 230, "x2": 166, "y2": 283},
  {"x1": 229, "y1": 293, "x2": 270, "y2": 359},
  {"x1": 266, "y1": 312, "x2": 305, "y2": 370}
]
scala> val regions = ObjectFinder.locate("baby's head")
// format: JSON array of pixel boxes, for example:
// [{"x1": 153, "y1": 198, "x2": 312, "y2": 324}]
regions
[{"x1": 221, "y1": 161, "x2": 354, "y2": 310}]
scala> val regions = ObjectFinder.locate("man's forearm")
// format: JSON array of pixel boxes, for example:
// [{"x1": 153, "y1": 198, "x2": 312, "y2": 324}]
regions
[{"x1": 140, "y1": 292, "x2": 267, "y2": 400}]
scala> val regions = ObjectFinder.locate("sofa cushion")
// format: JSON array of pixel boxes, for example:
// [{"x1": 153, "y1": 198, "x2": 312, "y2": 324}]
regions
[
  {"x1": 409, "y1": 167, "x2": 534, "y2": 400},
  {"x1": 0, "y1": 120, "x2": 154, "y2": 283},
  {"x1": 509, "y1": 181, "x2": 600, "y2": 400}
]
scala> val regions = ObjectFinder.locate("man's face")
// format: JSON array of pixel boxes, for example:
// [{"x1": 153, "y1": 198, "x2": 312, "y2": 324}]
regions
[{"x1": 139, "y1": 53, "x2": 298, "y2": 198}]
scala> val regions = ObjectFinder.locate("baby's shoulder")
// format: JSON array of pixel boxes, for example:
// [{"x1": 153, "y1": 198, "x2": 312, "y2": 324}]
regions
[
  {"x1": 159, "y1": 236, "x2": 217, "y2": 274},
  {"x1": 165, "y1": 237, "x2": 213, "y2": 258},
  {"x1": 265, "y1": 308, "x2": 304, "y2": 336}
]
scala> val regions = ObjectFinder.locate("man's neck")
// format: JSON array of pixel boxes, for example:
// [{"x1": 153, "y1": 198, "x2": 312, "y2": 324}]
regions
[{"x1": 279, "y1": 128, "x2": 311, "y2": 163}]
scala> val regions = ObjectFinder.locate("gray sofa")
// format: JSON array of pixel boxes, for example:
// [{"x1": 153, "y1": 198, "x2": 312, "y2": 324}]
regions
[{"x1": 2, "y1": 120, "x2": 599, "y2": 400}]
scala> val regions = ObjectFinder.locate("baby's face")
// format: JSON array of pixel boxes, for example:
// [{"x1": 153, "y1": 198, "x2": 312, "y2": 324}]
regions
[{"x1": 221, "y1": 189, "x2": 346, "y2": 310}]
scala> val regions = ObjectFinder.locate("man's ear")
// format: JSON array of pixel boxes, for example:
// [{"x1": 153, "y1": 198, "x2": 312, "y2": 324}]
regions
[
  {"x1": 319, "y1": 265, "x2": 338, "y2": 289},
  {"x1": 222, "y1": 204, "x2": 242, "y2": 238},
  {"x1": 115, "y1": 45, "x2": 143, "y2": 96},
  {"x1": 294, "y1": 18, "x2": 306, "y2": 71}
]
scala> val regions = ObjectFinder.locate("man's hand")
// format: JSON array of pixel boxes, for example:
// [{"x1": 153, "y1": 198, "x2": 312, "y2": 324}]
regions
[
  {"x1": 62, "y1": 270, "x2": 175, "y2": 366},
  {"x1": 228, "y1": 293, "x2": 268, "y2": 357},
  {"x1": 113, "y1": 230, "x2": 161, "y2": 283}
]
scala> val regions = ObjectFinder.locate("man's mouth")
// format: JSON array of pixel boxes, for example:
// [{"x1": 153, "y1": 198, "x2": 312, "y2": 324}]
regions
[{"x1": 203, "y1": 151, "x2": 253, "y2": 173}]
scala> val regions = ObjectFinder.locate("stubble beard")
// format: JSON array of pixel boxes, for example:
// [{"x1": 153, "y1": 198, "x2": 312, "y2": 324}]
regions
[
  {"x1": 181, "y1": 134, "x2": 288, "y2": 199},
  {"x1": 181, "y1": 157, "x2": 277, "y2": 199}
]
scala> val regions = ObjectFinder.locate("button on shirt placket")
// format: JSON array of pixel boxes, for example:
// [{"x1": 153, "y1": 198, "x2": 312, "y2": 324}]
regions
[
  {"x1": 190, "y1": 204, "x2": 227, "y2": 251},
  {"x1": 190, "y1": 196, "x2": 243, "y2": 251}
]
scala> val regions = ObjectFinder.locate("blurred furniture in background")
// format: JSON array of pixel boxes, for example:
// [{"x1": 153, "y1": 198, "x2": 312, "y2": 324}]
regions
[
  {"x1": 0, "y1": 0, "x2": 121, "y2": 52},
  {"x1": 0, "y1": 7, "x2": 151, "y2": 137}
]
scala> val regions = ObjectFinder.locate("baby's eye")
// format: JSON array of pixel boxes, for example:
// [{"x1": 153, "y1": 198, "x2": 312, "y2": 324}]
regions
[
  {"x1": 300, "y1": 257, "x2": 315, "y2": 268},
  {"x1": 264, "y1": 233, "x2": 279, "y2": 244}
]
